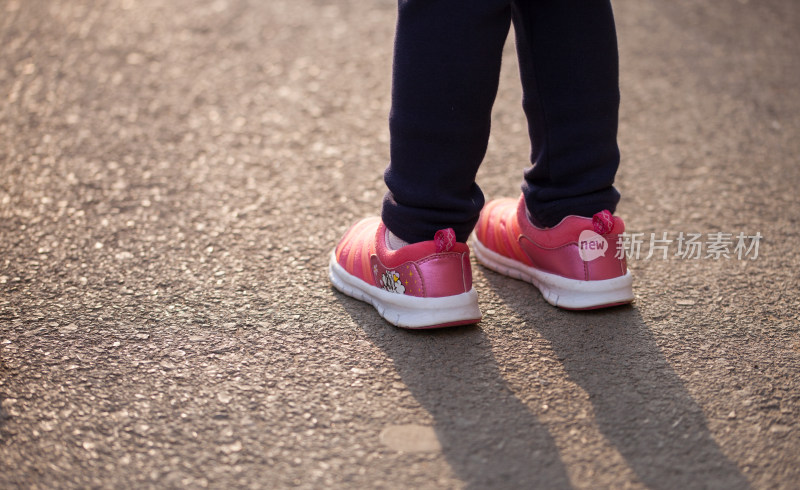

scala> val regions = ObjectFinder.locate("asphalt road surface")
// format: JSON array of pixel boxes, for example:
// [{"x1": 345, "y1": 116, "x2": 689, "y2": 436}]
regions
[{"x1": 2, "y1": 0, "x2": 799, "y2": 488}]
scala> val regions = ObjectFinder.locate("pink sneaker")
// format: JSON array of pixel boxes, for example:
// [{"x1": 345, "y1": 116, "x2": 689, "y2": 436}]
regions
[
  {"x1": 329, "y1": 217, "x2": 481, "y2": 329},
  {"x1": 472, "y1": 196, "x2": 634, "y2": 310}
]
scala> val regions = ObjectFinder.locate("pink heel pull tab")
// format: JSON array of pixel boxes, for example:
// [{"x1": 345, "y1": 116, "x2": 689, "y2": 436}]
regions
[
  {"x1": 434, "y1": 228, "x2": 456, "y2": 253},
  {"x1": 592, "y1": 210, "x2": 614, "y2": 235}
]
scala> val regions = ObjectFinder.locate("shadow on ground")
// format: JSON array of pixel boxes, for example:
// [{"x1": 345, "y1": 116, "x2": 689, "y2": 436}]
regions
[
  {"x1": 338, "y1": 293, "x2": 571, "y2": 488},
  {"x1": 481, "y1": 269, "x2": 750, "y2": 489},
  {"x1": 334, "y1": 267, "x2": 750, "y2": 489}
]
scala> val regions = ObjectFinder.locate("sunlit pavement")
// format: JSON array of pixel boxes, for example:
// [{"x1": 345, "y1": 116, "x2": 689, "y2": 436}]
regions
[{"x1": 1, "y1": 0, "x2": 799, "y2": 487}]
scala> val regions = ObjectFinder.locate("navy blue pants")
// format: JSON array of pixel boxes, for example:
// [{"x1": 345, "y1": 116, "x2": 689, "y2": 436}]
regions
[{"x1": 382, "y1": 0, "x2": 621, "y2": 243}]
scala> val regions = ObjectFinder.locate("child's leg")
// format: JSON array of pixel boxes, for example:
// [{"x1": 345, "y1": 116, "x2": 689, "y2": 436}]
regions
[
  {"x1": 511, "y1": 0, "x2": 621, "y2": 227},
  {"x1": 471, "y1": 1, "x2": 632, "y2": 310},
  {"x1": 331, "y1": 1, "x2": 513, "y2": 328},
  {"x1": 382, "y1": 0, "x2": 513, "y2": 244}
]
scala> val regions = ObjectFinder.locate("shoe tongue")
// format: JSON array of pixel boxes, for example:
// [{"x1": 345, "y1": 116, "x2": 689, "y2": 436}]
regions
[
  {"x1": 434, "y1": 228, "x2": 456, "y2": 253},
  {"x1": 592, "y1": 210, "x2": 615, "y2": 235}
]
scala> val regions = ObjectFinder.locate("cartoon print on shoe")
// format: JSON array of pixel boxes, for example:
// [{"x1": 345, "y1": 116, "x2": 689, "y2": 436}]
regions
[{"x1": 380, "y1": 270, "x2": 405, "y2": 294}]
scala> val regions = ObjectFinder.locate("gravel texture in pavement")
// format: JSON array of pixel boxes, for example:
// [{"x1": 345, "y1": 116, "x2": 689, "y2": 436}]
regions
[{"x1": 1, "y1": 0, "x2": 799, "y2": 488}]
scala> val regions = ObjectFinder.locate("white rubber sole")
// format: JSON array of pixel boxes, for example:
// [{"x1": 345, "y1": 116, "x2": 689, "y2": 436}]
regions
[
  {"x1": 471, "y1": 236, "x2": 634, "y2": 310},
  {"x1": 328, "y1": 252, "x2": 481, "y2": 329}
]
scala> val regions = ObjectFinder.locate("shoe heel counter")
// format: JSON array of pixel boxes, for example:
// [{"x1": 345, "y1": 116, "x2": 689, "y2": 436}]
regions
[
  {"x1": 417, "y1": 252, "x2": 472, "y2": 298},
  {"x1": 462, "y1": 252, "x2": 473, "y2": 292},
  {"x1": 585, "y1": 234, "x2": 628, "y2": 280}
]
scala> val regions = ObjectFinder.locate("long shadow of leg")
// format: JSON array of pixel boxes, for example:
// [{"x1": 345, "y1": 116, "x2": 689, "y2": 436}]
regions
[
  {"x1": 337, "y1": 294, "x2": 572, "y2": 489},
  {"x1": 483, "y1": 271, "x2": 750, "y2": 489}
]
